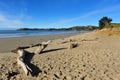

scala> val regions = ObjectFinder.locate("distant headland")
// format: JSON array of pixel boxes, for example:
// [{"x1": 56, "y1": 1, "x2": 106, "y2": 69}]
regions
[{"x1": 17, "y1": 25, "x2": 98, "y2": 31}]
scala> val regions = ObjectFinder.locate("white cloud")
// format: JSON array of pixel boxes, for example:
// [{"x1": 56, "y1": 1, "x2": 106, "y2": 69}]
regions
[
  {"x1": 0, "y1": 0, "x2": 30, "y2": 29},
  {"x1": 0, "y1": 14, "x2": 6, "y2": 21},
  {"x1": 0, "y1": 14, "x2": 23, "y2": 28},
  {"x1": 47, "y1": 10, "x2": 100, "y2": 27},
  {"x1": 48, "y1": 3, "x2": 120, "y2": 27}
]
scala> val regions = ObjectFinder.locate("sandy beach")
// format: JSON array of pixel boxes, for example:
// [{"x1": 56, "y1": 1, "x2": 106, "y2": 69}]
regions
[
  {"x1": 0, "y1": 31, "x2": 120, "y2": 80},
  {"x1": 0, "y1": 33, "x2": 78, "y2": 53}
]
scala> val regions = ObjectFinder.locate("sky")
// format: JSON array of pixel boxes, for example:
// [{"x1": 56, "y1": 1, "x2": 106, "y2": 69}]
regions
[{"x1": 0, "y1": 0, "x2": 120, "y2": 29}]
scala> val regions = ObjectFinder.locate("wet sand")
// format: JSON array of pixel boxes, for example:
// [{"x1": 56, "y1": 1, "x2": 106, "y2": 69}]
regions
[{"x1": 0, "y1": 33, "x2": 78, "y2": 53}]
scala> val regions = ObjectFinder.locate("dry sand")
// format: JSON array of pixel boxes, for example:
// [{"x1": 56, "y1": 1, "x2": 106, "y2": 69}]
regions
[{"x1": 0, "y1": 31, "x2": 120, "y2": 80}]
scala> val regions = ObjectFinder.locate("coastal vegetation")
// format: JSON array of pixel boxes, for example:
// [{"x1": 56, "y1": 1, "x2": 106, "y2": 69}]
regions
[
  {"x1": 99, "y1": 16, "x2": 120, "y2": 29},
  {"x1": 99, "y1": 16, "x2": 112, "y2": 29},
  {"x1": 98, "y1": 16, "x2": 120, "y2": 35}
]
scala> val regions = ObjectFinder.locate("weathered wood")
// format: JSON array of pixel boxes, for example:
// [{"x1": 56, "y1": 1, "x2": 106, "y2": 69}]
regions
[
  {"x1": 11, "y1": 40, "x2": 51, "y2": 54},
  {"x1": 34, "y1": 40, "x2": 51, "y2": 54},
  {"x1": 68, "y1": 43, "x2": 78, "y2": 49},
  {"x1": 11, "y1": 44, "x2": 42, "y2": 53},
  {"x1": 11, "y1": 40, "x2": 51, "y2": 75},
  {"x1": 65, "y1": 39, "x2": 78, "y2": 49},
  {"x1": 17, "y1": 49, "x2": 32, "y2": 75}
]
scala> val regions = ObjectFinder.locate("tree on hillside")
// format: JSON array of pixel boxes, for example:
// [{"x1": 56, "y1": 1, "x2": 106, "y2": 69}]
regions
[{"x1": 99, "y1": 16, "x2": 112, "y2": 29}]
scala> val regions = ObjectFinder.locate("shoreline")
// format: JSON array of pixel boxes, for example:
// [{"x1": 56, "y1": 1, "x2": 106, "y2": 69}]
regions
[
  {"x1": 0, "y1": 32, "x2": 84, "y2": 53},
  {"x1": 0, "y1": 29, "x2": 89, "y2": 39},
  {"x1": 0, "y1": 31, "x2": 86, "y2": 39}
]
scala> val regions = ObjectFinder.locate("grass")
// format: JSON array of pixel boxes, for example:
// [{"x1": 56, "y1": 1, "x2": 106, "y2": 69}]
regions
[
  {"x1": 97, "y1": 23, "x2": 120, "y2": 36},
  {"x1": 112, "y1": 23, "x2": 120, "y2": 28}
]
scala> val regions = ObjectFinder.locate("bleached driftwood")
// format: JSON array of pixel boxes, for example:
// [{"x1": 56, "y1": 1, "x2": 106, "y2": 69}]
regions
[
  {"x1": 17, "y1": 49, "x2": 32, "y2": 75},
  {"x1": 11, "y1": 40, "x2": 51, "y2": 54},
  {"x1": 34, "y1": 40, "x2": 51, "y2": 54},
  {"x1": 67, "y1": 39, "x2": 78, "y2": 49},
  {"x1": 11, "y1": 40, "x2": 51, "y2": 75},
  {"x1": 68, "y1": 43, "x2": 78, "y2": 49}
]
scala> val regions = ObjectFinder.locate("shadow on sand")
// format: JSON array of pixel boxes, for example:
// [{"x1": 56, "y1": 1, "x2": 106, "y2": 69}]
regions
[
  {"x1": 24, "y1": 51, "x2": 42, "y2": 77},
  {"x1": 41, "y1": 48, "x2": 66, "y2": 54},
  {"x1": 20, "y1": 47, "x2": 66, "y2": 76}
]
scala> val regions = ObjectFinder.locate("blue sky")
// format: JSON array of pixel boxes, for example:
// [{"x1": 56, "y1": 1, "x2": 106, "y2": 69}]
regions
[{"x1": 0, "y1": 0, "x2": 120, "y2": 29}]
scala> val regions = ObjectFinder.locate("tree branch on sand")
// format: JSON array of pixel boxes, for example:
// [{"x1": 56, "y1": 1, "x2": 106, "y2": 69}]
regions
[
  {"x1": 11, "y1": 40, "x2": 51, "y2": 54},
  {"x1": 16, "y1": 49, "x2": 32, "y2": 75},
  {"x1": 34, "y1": 40, "x2": 51, "y2": 54},
  {"x1": 11, "y1": 40, "x2": 51, "y2": 75}
]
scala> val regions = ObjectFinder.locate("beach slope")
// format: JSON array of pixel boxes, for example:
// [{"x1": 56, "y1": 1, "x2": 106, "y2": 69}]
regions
[{"x1": 0, "y1": 31, "x2": 120, "y2": 80}]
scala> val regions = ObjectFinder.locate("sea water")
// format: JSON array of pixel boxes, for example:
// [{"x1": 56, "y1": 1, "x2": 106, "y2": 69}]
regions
[{"x1": 0, "y1": 30, "x2": 87, "y2": 38}]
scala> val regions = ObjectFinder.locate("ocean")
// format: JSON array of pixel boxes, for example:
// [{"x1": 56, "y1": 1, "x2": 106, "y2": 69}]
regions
[{"x1": 0, "y1": 30, "x2": 88, "y2": 38}]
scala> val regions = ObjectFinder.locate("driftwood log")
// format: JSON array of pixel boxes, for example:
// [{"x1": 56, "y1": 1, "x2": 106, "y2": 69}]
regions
[
  {"x1": 68, "y1": 43, "x2": 78, "y2": 49},
  {"x1": 17, "y1": 49, "x2": 32, "y2": 75},
  {"x1": 11, "y1": 40, "x2": 51, "y2": 75},
  {"x1": 67, "y1": 39, "x2": 78, "y2": 49},
  {"x1": 11, "y1": 40, "x2": 51, "y2": 54},
  {"x1": 34, "y1": 40, "x2": 51, "y2": 54}
]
